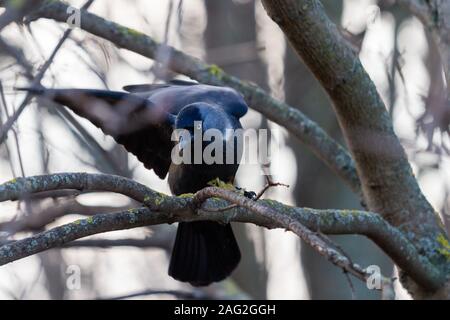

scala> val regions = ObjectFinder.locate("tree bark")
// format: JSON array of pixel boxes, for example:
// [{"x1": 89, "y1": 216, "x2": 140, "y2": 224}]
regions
[
  {"x1": 283, "y1": 2, "x2": 393, "y2": 299},
  {"x1": 262, "y1": 0, "x2": 449, "y2": 298}
]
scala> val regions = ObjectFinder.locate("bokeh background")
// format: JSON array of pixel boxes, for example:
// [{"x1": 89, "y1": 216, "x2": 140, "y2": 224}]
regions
[{"x1": 0, "y1": 0, "x2": 448, "y2": 299}]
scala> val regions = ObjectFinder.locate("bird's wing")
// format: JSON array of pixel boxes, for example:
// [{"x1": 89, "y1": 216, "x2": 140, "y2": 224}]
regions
[
  {"x1": 19, "y1": 87, "x2": 175, "y2": 178},
  {"x1": 125, "y1": 81, "x2": 248, "y2": 118}
]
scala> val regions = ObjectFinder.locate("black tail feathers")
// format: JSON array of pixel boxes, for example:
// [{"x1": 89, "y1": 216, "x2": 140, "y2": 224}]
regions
[{"x1": 168, "y1": 221, "x2": 241, "y2": 286}]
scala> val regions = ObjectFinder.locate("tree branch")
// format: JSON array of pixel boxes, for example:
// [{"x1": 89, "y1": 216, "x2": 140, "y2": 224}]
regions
[
  {"x1": 0, "y1": 0, "x2": 95, "y2": 144},
  {"x1": 0, "y1": 173, "x2": 444, "y2": 291},
  {"x1": 0, "y1": 173, "x2": 164, "y2": 205},
  {"x1": 261, "y1": 0, "x2": 449, "y2": 296},
  {"x1": 0, "y1": 197, "x2": 135, "y2": 235},
  {"x1": 0, "y1": 0, "x2": 45, "y2": 31},
  {"x1": 13, "y1": 0, "x2": 361, "y2": 194}
]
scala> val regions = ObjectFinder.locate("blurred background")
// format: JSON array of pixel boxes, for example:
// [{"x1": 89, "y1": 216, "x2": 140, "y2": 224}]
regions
[{"x1": 0, "y1": 0, "x2": 449, "y2": 299}]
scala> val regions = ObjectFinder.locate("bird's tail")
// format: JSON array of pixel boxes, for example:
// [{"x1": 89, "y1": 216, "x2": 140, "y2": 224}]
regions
[{"x1": 168, "y1": 221, "x2": 241, "y2": 286}]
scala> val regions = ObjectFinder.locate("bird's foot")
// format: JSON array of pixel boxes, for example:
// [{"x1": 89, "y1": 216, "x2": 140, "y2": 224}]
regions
[
  {"x1": 237, "y1": 178, "x2": 290, "y2": 201},
  {"x1": 235, "y1": 187, "x2": 257, "y2": 201}
]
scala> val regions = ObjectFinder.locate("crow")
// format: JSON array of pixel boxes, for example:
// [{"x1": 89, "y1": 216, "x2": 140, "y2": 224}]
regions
[{"x1": 19, "y1": 80, "x2": 248, "y2": 286}]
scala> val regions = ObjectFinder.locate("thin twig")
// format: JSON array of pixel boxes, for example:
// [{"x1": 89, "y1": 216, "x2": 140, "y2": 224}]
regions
[
  {"x1": 205, "y1": 178, "x2": 289, "y2": 213},
  {"x1": 0, "y1": 0, "x2": 95, "y2": 144}
]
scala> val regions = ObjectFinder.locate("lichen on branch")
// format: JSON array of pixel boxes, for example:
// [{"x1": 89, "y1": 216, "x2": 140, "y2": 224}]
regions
[{"x1": 0, "y1": 173, "x2": 444, "y2": 291}]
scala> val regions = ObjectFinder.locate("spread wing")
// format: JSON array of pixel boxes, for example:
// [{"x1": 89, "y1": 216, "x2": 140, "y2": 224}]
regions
[
  {"x1": 19, "y1": 87, "x2": 176, "y2": 178},
  {"x1": 124, "y1": 80, "x2": 248, "y2": 118},
  {"x1": 20, "y1": 82, "x2": 249, "y2": 178}
]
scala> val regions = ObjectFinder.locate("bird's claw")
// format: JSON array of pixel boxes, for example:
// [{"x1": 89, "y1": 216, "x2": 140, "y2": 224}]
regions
[
  {"x1": 243, "y1": 190, "x2": 257, "y2": 200},
  {"x1": 235, "y1": 186, "x2": 257, "y2": 201}
]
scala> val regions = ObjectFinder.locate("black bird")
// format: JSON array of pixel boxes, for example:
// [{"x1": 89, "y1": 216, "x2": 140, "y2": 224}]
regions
[{"x1": 19, "y1": 80, "x2": 248, "y2": 286}]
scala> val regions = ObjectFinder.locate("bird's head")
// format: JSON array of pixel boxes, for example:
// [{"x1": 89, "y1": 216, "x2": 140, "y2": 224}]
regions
[
  {"x1": 174, "y1": 102, "x2": 244, "y2": 166},
  {"x1": 176, "y1": 102, "x2": 238, "y2": 132}
]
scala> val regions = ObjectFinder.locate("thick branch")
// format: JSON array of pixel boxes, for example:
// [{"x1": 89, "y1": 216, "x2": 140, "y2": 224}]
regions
[
  {"x1": 0, "y1": 173, "x2": 444, "y2": 291},
  {"x1": 16, "y1": 0, "x2": 361, "y2": 194},
  {"x1": 0, "y1": 173, "x2": 165, "y2": 205},
  {"x1": 0, "y1": 37, "x2": 34, "y2": 78},
  {"x1": 261, "y1": 0, "x2": 449, "y2": 295}
]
